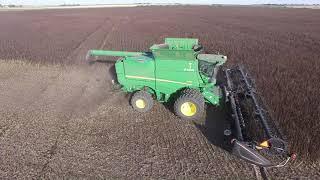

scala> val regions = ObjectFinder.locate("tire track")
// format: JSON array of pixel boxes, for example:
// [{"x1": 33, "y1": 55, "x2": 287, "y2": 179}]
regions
[
  {"x1": 35, "y1": 16, "x2": 126, "y2": 177},
  {"x1": 65, "y1": 17, "x2": 112, "y2": 64},
  {"x1": 0, "y1": 17, "x2": 118, "y2": 178},
  {"x1": 253, "y1": 165, "x2": 270, "y2": 180},
  {"x1": 99, "y1": 16, "x2": 131, "y2": 50}
]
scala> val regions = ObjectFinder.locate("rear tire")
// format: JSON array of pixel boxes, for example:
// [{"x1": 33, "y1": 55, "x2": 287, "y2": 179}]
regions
[
  {"x1": 131, "y1": 90, "x2": 154, "y2": 113},
  {"x1": 108, "y1": 64, "x2": 118, "y2": 84},
  {"x1": 174, "y1": 89, "x2": 205, "y2": 121}
]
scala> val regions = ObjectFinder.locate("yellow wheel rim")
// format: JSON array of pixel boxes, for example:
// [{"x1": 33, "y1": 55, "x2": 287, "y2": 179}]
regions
[
  {"x1": 135, "y1": 99, "x2": 146, "y2": 109},
  {"x1": 180, "y1": 102, "x2": 197, "y2": 117}
]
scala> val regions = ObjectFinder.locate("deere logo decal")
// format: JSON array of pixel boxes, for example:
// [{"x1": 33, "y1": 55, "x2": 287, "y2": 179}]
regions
[{"x1": 184, "y1": 62, "x2": 195, "y2": 72}]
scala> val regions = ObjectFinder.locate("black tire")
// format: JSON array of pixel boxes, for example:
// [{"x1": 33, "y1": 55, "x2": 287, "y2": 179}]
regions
[
  {"x1": 174, "y1": 89, "x2": 205, "y2": 121},
  {"x1": 108, "y1": 64, "x2": 118, "y2": 84},
  {"x1": 130, "y1": 90, "x2": 154, "y2": 113},
  {"x1": 108, "y1": 64, "x2": 122, "y2": 91}
]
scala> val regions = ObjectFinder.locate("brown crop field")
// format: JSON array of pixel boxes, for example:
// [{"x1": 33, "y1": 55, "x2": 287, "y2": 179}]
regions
[{"x1": 0, "y1": 6, "x2": 319, "y2": 179}]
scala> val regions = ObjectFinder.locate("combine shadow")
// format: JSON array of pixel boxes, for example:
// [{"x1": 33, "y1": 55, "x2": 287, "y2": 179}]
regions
[
  {"x1": 194, "y1": 105, "x2": 233, "y2": 153},
  {"x1": 163, "y1": 89, "x2": 234, "y2": 153}
]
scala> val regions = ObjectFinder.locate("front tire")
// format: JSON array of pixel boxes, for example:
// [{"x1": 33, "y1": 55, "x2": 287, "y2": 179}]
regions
[
  {"x1": 174, "y1": 89, "x2": 205, "y2": 121},
  {"x1": 130, "y1": 91, "x2": 154, "y2": 113}
]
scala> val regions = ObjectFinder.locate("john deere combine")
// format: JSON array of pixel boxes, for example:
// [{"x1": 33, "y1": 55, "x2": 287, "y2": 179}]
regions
[{"x1": 87, "y1": 38, "x2": 295, "y2": 167}]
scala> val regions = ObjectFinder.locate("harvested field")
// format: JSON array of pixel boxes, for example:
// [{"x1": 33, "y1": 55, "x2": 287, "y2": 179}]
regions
[
  {"x1": 0, "y1": 6, "x2": 320, "y2": 179},
  {"x1": 0, "y1": 60, "x2": 257, "y2": 178}
]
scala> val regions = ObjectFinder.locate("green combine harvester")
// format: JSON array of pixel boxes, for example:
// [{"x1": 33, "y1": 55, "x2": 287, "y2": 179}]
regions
[{"x1": 87, "y1": 38, "x2": 295, "y2": 167}]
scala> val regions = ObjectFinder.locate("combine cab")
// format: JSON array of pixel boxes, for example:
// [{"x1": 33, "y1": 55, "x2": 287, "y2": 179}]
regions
[{"x1": 87, "y1": 38, "x2": 295, "y2": 167}]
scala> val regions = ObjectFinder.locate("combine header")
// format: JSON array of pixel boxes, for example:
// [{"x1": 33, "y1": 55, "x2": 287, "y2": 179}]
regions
[{"x1": 87, "y1": 38, "x2": 295, "y2": 167}]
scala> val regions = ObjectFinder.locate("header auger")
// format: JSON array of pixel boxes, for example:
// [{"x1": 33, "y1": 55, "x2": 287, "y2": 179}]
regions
[{"x1": 87, "y1": 38, "x2": 295, "y2": 167}]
